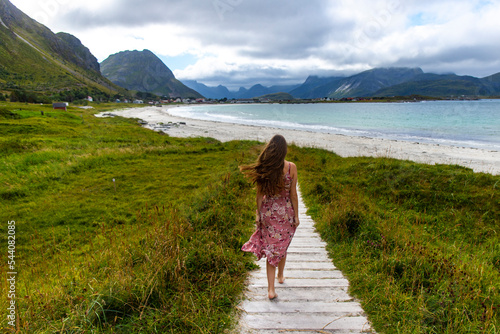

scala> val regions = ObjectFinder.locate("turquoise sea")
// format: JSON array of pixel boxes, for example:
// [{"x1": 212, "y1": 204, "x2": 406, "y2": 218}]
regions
[{"x1": 171, "y1": 100, "x2": 500, "y2": 151}]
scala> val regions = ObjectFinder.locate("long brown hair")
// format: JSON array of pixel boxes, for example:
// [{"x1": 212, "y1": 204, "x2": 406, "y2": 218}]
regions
[{"x1": 240, "y1": 134, "x2": 288, "y2": 196}]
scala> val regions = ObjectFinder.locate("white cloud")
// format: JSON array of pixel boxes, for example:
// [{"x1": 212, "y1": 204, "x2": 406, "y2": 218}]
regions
[
  {"x1": 74, "y1": 23, "x2": 202, "y2": 62},
  {"x1": 9, "y1": 0, "x2": 500, "y2": 87}
]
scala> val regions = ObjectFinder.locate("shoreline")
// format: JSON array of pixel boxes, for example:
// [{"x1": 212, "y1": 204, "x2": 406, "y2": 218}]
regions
[{"x1": 97, "y1": 105, "x2": 500, "y2": 175}]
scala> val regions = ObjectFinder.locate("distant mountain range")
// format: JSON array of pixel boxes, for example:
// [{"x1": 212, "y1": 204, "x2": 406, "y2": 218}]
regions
[
  {"x1": 101, "y1": 50, "x2": 202, "y2": 99},
  {"x1": 371, "y1": 71, "x2": 500, "y2": 98},
  {"x1": 1, "y1": 0, "x2": 499, "y2": 102},
  {"x1": 183, "y1": 67, "x2": 500, "y2": 100},
  {"x1": 0, "y1": 0, "x2": 122, "y2": 101},
  {"x1": 181, "y1": 80, "x2": 300, "y2": 100},
  {"x1": 298, "y1": 67, "x2": 425, "y2": 99}
]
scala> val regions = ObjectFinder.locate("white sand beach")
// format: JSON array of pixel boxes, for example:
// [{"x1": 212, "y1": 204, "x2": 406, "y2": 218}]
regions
[{"x1": 98, "y1": 105, "x2": 500, "y2": 175}]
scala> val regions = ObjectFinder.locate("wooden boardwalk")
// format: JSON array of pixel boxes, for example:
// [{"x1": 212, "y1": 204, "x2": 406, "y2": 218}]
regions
[{"x1": 236, "y1": 188, "x2": 374, "y2": 333}]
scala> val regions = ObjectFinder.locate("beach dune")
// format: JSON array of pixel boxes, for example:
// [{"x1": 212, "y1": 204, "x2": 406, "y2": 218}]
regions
[{"x1": 98, "y1": 106, "x2": 500, "y2": 175}]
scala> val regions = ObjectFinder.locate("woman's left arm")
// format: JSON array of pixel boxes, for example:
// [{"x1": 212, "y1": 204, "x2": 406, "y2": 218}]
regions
[{"x1": 289, "y1": 162, "x2": 300, "y2": 227}]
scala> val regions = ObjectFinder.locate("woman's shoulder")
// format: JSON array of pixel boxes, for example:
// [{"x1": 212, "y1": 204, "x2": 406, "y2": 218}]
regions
[{"x1": 285, "y1": 160, "x2": 297, "y2": 174}]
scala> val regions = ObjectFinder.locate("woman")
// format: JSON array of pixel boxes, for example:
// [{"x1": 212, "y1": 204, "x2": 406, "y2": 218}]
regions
[{"x1": 240, "y1": 134, "x2": 300, "y2": 300}]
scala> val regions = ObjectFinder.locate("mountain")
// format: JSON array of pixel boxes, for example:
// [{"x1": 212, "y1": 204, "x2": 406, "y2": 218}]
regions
[
  {"x1": 289, "y1": 68, "x2": 424, "y2": 99},
  {"x1": 289, "y1": 67, "x2": 422, "y2": 99},
  {"x1": 181, "y1": 80, "x2": 300, "y2": 99},
  {"x1": 328, "y1": 67, "x2": 424, "y2": 98},
  {"x1": 242, "y1": 84, "x2": 272, "y2": 98},
  {"x1": 55, "y1": 32, "x2": 101, "y2": 73},
  {"x1": 289, "y1": 68, "x2": 500, "y2": 99},
  {"x1": 185, "y1": 67, "x2": 500, "y2": 100},
  {"x1": 289, "y1": 75, "x2": 344, "y2": 99},
  {"x1": 101, "y1": 50, "x2": 202, "y2": 99},
  {"x1": 0, "y1": 0, "x2": 120, "y2": 100},
  {"x1": 372, "y1": 72, "x2": 500, "y2": 97},
  {"x1": 288, "y1": 68, "x2": 500, "y2": 99},
  {"x1": 481, "y1": 72, "x2": 500, "y2": 95},
  {"x1": 182, "y1": 80, "x2": 232, "y2": 99}
]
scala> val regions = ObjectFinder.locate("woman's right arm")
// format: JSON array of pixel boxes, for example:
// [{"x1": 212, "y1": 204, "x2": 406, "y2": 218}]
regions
[{"x1": 256, "y1": 189, "x2": 264, "y2": 225}]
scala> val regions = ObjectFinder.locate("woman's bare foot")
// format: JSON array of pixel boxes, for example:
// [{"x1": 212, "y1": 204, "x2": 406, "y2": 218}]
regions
[
  {"x1": 277, "y1": 256, "x2": 286, "y2": 284},
  {"x1": 268, "y1": 291, "x2": 278, "y2": 300}
]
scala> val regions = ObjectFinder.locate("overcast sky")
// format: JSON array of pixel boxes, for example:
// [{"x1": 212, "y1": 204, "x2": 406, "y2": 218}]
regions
[{"x1": 10, "y1": 0, "x2": 500, "y2": 89}]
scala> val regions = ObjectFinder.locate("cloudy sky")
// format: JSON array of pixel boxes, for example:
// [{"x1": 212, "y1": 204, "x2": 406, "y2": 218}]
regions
[{"x1": 10, "y1": 0, "x2": 500, "y2": 89}]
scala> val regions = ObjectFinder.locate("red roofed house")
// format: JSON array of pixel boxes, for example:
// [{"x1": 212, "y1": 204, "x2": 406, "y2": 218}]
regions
[{"x1": 53, "y1": 102, "x2": 69, "y2": 111}]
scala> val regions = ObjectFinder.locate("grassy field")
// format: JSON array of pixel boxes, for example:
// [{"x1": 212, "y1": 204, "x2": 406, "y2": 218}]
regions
[
  {"x1": 0, "y1": 102, "x2": 260, "y2": 333},
  {"x1": 289, "y1": 146, "x2": 500, "y2": 333},
  {"x1": 1, "y1": 102, "x2": 499, "y2": 333}
]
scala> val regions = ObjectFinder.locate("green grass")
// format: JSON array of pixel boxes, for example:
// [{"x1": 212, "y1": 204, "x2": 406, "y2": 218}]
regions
[
  {"x1": 0, "y1": 102, "x2": 260, "y2": 333},
  {"x1": 289, "y1": 146, "x2": 500, "y2": 334},
  {"x1": 1, "y1": 101, "x2": 499, "y2": 333}
]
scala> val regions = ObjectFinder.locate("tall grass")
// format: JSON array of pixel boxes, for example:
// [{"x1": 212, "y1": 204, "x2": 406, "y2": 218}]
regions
[
  {"x1": 290, "y1": 146, "x2": 500, "y2": 333},
  {"x1": 9, "y1": 170, "x2": 255, "y2": 333},
  {"x1": 0, "y1": 103, "x2": 258, "y2": 333}
]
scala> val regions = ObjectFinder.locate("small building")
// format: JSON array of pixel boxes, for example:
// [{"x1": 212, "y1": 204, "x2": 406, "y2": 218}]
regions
[
  {"x1": 133, "y1": 100, "x2": 144, "y2": 104},
  {"x1": 235, "y1": 99, "x2": 257, "y2": 104},
  {"x1": 53, "y1": 102, "x2": 68, "y2": 111},
  {"x1": 86, "y1": 96, "x2": 93, "y2": 102}
]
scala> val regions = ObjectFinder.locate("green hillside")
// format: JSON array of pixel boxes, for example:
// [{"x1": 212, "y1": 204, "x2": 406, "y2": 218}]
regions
[
  {"x1": 0, "y1": 0, "x2": 124, "y2": 102},
  {"x1": 257, "y1": 92, "x2": 295, "y2": 101}
]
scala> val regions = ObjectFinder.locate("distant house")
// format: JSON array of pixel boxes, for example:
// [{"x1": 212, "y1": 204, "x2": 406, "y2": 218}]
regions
[
  {"x1": 53, "y1": 102, "x2": 68, "y2": 111},
  {"x1": 86, "y1": 96, "x2": 93, "y2": 102},
  {"x1": 133, "y1": 100, "x2": 144, "y2": 104}
]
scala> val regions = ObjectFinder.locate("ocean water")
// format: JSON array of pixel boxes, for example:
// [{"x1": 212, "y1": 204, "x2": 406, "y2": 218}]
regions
[{"x1": 169, "y1": 100, "x2": 500, "y2": 151}]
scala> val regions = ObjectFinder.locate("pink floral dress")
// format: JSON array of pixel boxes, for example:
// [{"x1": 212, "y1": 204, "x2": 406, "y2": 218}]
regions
[{"x1": 241, "y1": 164, "x2": 297, "y2": 267}]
